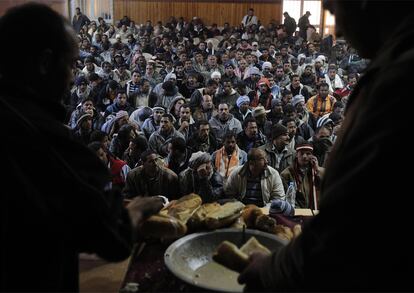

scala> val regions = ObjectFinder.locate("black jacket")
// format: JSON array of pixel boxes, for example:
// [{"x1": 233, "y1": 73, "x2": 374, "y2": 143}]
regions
[
  {"x1": 0, "y1": 82, "x2": 133, "y2": 292},
  {"x1": 259, "y1": 12, "x2": 414, "y2": 291}
]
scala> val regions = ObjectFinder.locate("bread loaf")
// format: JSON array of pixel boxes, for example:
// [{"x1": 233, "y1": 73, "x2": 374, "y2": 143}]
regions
[
  {"x1": 241, "y1": 205, "x2": 263, "y2": 228},
  {"x1": 166, "y1": 193, "x2": 202, "y2": 224},
  {"x1": 140, "y1": 214, "x2": 187, "y2": 239},
  {"x1": 255, "y1": 214, "x2": 277, "y2": 234},
  {"x1": 187, "y1": 202, "x2": 221, "y2": 230},
  {"x1": 204, "y1": 201, "x2": 245, "y2": 230}
]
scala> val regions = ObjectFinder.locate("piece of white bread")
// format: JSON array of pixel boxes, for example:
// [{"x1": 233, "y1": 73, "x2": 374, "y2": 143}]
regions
[
  {"x1": 240, "y1": 236, "x2": 271, "y2": 256},
  {"x1": 212, "y1": 241, "x2": 249, "y2": 273},
  {"x1": 212, "y1": 237, "x2": 271, "y2": 273}
]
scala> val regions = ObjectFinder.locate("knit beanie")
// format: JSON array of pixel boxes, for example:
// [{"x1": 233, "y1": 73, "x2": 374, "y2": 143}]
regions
[
  {"x1": 292, "y1": 95, "x2": 305, "y2": 107},
  {"x1": 76, "y1": 113, "x2": 92, "y2": 129},
  {"x1": 271, "y1": 123, "x2": 288, "y2": 139},
  {"x1": 236, "y1": 95, "x2": 250, "y2": 108},
  {"x1": 269, "y1": 199, "x2": 294, "y2": 216}
]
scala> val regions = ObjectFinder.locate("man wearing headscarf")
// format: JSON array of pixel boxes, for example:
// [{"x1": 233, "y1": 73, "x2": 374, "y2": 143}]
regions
[{"x1": 178, "y1": 151, "x2": 224, "y2": 203}]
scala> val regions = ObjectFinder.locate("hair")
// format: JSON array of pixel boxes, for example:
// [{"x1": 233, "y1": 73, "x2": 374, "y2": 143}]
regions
[
  {"x1": 282, "y1": 89, "x2": 292, "y2": 97},
  {"x1": 87, "y1": 141, "x2": 104, "y2": 153},
  {"x1": 140, "y1": 149, "x2": 157, "y2": 163},
  {"x1": 223, "y1": 130, "x2": 237, "y2": 141},
  {"x1": 179, "y1": 103, "x2": 191, "y2": 111},
  {"x1": 116, "y1": 88, "x2": 127, "y2": 96},
  {"x1": 170, "y1": 137, "x2": 186, "y2": 153},
  {"x1": 90, "y1": 130, "x2": 108, "y2": 143},
  {"x1": 198, "y1": 119, "x2": 210, "y2": 127},
  {"x1": 81, "y1": 96, "x2": 94, "y2": 104},
  {"x1": 131, "y1": 135, "x2": 148, "y2": 151},
  {"x1": 319, "y1": 82, "x2": 329, "y2": 89},
  {"x1": 0, "y1": 3, "x2": 76, "y2": 98},
  {"x1": 243, "y1": 117, "x2": 257, "y2": 129},
  {"x1": 161, "y1": 113, "x2": 174, "y2": 122},
  {"x1": 333, "y1": 101, "x2": 344, "y2": 109},
  {"x1": 282, "y1": 117, "x2": 296, "y2": 126},
  {"x1": 247, "y1": 148, "x2": 265, "y2": 162},
  {"x1": 206, "y1": 79, "x2": 219, "y2": 87}
]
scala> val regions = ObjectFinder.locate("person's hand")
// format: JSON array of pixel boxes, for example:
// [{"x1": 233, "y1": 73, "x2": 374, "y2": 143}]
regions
[
  {"x1": 126, "y1": 196, "x2": 164, "y2": 229},
  {"x1": 238, "y1": 252, "x2": 268, "y2": 291},
  {"x1": 310, "y1": 155, "x2": 319, "y2": 168},
  {"x1": 196, "y1": 163, "x2": 211, "y2": 179},
  {"x1": 179, "y1": 120, "x2": 189, "y2": 131}
]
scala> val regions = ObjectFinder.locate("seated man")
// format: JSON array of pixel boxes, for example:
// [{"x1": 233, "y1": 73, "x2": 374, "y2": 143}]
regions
[
  {"x1": 148, "y1": 113, "x2": 185, "y2": 158},
  {"x1": 212, "y1": 131, "x2": 247, "y2": 183},
  {"x1": 225, "y1": 148, "x2": 285, "y2": 207},
  {"x1": 259, "y1": 124, "x2": 294, "y2": 173},
  {"x1": 187, "y1": 120, "x2": 218, "y2": 154},
  {"x1": 280, "y1": 143, "x2": 324, "y2": 209},
  {"x1": 122, "y1": 150, "x2": 179, "y2": 199},
  {"x1": 179, "y1": 152, "x2": 224, "y2": 203},
  {"x1": 237, "y1": 117, "x2": 267, "y2": 153},
  {"x1": 164, "y1": 137, "x2": 191, "y2": 176}
]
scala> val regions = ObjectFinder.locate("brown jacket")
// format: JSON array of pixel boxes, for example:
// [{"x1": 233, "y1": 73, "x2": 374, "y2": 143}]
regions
[{"x1": 122, "y1": 165, "x2": 179, "y2": 199}]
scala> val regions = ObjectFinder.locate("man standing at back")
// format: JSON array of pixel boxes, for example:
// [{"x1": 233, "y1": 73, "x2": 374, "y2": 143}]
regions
[
  {"x1": 298, "y1": 11, "x2": 311, "y2": 41},
  {"x1": 283, "y1": 12, "x2": 297, "y2": 37},
  {"x1": 0, "y1": 4, "x2": 163, "y2": 292},
  {"x1": 72, "y1": 7, "x2": 90, "y2": 33},
  {"x1": 241, "y1": 8, "x2": 258, "y2": 29}
]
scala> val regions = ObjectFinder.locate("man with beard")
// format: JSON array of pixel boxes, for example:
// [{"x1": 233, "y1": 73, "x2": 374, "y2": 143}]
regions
[
  {"x1": 209, "y1": 102, "x2": 242, "y2": 146},
  {"x1": 187, "y1": 120, "x2": 218, "y2": 154},
  {"x1": 212, "y1": 131, "x2": 247, "y2": 183},
  {"x1": 141, "y1": 105, "x2": 165, "y2": 139},
  {"x1": 164, "y1": 137, "x2": 191, "y2": 176},
  {"x1": 174, "y1": 103, "x2": 196, "y2": 142},
  {"x1": 306, "y1": 82, "x2": 336, "y2": 119},
  {"x1": 259, "y1": 124, "x2": 294, "y2": 173},
  {"x1": 280, "y1": 142, "x2": 324, "y2": 209},
  {"x1": 122, "y1": 150, "x2": 179, "y2": 199},
  {"x1": 148, "y1": 113, "x2": 185, "y2": 158},
  {"x1": 237, "y1": 117, "x2": 267, "y2": 153},
  {"x1": 225, "y1": 148, "x2": 285, "y2": 207},
  {"x1": 179, "y1": 152, "x2": 224, "y2": 203}
]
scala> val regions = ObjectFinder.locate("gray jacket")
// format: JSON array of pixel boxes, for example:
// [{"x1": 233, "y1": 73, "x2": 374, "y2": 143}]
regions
[
  {"x1": 148, "y1": 128, "x2": 185, "y2": 158},
  {"x1": 209, "y1": 114, "x2": 242, "y2": 145},
  {"x1": 225, "y1": 164, "x2": 285, "y2": 204},
  {"x1": 259, "y1": 143, "x2": 295, "y2": 173}
]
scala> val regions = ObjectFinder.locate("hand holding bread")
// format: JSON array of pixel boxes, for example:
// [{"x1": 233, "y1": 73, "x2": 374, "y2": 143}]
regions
[{"x1": 212, "y1": 237, "x2": 271, "y2": 273}]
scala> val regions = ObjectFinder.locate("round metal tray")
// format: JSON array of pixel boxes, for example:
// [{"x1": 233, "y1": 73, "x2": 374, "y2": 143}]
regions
[{"x1": 164, "y1": 228, "x2": 287, "y2": 292}]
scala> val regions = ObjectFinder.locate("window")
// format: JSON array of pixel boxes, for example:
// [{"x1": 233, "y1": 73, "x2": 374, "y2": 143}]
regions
[
  {"x1": 282, "y1": 0, "x2": 322, "y2": 33},
  {"x1": 70, "y1": 0, "x2": 113, "y2": 23},
  {"x1": 324, "y1": 10, "x2": 335, "y2": 36}
]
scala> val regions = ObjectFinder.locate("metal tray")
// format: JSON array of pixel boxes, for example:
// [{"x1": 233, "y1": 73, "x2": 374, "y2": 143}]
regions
[{"x1": 164, "y1": 228, "x2": 287, "y2": 292}]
